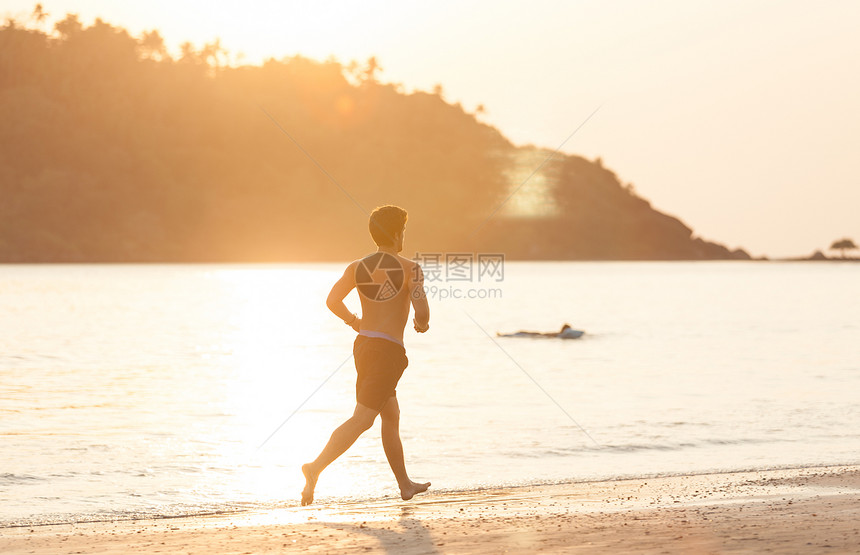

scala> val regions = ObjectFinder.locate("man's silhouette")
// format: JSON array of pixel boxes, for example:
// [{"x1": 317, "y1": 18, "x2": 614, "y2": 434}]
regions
[{"x1": 301, "y1": 205, "x2": 431, "y2": 505}]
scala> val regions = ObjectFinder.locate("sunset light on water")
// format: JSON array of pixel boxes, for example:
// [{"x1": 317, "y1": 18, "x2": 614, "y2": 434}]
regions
[{"x1": 2, "y1": 1, "x2": 859, "y2": 552}]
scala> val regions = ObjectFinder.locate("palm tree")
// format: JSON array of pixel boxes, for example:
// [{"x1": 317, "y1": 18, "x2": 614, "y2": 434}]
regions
[
  {"x1": 829, "y1": 238, "x2": 858, "y2": 259},
  {"x1": 31, "y1": 3, "x2": 48, "y2": 28},
  {"x1": 363, "y1": 56, "x2": 381, "y2": 84}
]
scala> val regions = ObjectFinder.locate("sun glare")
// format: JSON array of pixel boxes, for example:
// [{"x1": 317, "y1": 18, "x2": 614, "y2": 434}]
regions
[{"x1": 196, "y1": 266, "x2": 365, "y2": 501}]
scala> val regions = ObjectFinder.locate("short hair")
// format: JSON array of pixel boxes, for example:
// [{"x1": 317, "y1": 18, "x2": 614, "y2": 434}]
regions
[{"x1": 368, "y1": 205, "x2": 408, "y2": 246}]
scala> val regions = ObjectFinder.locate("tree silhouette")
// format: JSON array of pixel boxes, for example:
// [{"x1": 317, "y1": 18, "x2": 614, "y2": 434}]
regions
[
  {"x1": 362, "y1": 56, "x2": 381, "y2": 83},
  {"x1": 31, "y1": 3, "x2": 48, "y2": 27},
  {"x1": 0, "y1": 11, "x2": 749, "y2": 262},
  {"x1": 179, "y1": 41, "x2": 200, "y2": 64},
  {"x1": 201, "y1": 38, "x2": 227, "y2": 72},
  {"x1": 829, "y1": 238, "x2": 858, "y2": 259},
  {"x1": 140, "y1": 30, "x2": 166, "y2": 61},
  {"x1": 54, "y1": 13, "x2": 82, "y2": 38}
]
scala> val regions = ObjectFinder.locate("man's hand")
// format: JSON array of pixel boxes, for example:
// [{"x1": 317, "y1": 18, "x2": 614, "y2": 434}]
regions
[{"x1": 413, "y1": 318, "x2": 429, "y2": 333}]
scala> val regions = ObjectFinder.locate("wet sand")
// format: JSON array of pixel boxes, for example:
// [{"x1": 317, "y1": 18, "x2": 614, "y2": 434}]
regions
[{"x1": 4, "y1": 465, "x2": 860, "y2": 554}]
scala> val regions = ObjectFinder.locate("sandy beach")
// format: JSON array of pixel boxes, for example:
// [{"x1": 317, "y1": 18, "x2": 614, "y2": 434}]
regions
[{"x1": 3, "y1": 465, "x2": 859, "y2": 554}]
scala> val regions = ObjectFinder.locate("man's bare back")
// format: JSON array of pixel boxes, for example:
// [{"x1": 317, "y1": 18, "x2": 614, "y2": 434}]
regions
[{"x1": 336, "y1": 252, "x2": 426, "y2": 342}]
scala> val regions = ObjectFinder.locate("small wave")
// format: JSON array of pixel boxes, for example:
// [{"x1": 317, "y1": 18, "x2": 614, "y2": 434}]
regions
[
  {"x1": 0, "y1": 473, "x2": 46, "y2": 485},
  {"x1": 504, "y1": 436, "x2": 782, "y2": 458},
  {"x1": 12, "y1": 403, "x2": 115, "y2": 412},
  {"x1": 0, "y1": 502, "x2": 260, "y2": 529}
]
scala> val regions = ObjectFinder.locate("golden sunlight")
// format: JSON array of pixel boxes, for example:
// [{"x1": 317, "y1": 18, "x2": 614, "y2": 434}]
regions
[{"x1": 201, "y1": 267, "x2": 362, "y2": 501}]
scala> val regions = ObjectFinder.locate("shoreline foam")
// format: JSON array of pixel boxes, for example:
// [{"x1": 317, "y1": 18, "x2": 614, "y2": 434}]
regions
[
  {"x1": 5, "y1": 461, "x2": 860, "y2": 529},
  {"x1": 4, "y1": 465, "x2": 859, "y2": 553}
]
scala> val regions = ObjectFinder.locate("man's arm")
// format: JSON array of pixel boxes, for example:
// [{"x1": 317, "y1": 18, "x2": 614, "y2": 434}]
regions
[
  {"x1": 327, "y1": 262, "x2": 361, "y2": 332},
  {"x1": 410, "y1": 263, "x2": 430, "y2": 333}
]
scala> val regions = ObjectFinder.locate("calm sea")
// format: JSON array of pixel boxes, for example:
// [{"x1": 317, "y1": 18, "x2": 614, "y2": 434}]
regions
[{"x1": 1, "y1": 262, "x2": 858, "y2": 526}]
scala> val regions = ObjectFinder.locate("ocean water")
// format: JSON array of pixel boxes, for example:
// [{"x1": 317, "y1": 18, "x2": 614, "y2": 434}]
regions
[{"x1": 1, "y1": 261, "x2": 858, "y2": 527}]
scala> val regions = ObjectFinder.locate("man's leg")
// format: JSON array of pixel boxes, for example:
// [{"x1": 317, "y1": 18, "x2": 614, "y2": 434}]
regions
[
  {"x1": 301, "y1": 403, "x2": 378, "y2": 506},
  {"x1": 380, "y1": 396, "x2": 431, "y2": 501}
]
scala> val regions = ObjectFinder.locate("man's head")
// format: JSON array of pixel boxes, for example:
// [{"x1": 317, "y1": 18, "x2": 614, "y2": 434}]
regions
[{"x1": 369, "y1": 205, "x2": 408, "y2": 252}]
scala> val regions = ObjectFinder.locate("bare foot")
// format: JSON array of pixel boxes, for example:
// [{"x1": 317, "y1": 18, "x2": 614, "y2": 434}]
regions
[
  {"x1": 400, "y1": 480, "x2": 431, "y2": 501},
  {"x1": 301, "y1": 463, "x2": 318, "y2": 506}
]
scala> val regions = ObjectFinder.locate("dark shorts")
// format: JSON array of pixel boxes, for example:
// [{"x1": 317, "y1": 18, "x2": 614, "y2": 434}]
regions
[{"x1": 353, "y1": 335, "x2": 409, "y2": 412}]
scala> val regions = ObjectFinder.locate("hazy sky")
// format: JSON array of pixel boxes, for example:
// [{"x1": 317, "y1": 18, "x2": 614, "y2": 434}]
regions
[{"x1": 6, "y1": 0, "x2": 859, "y2": 257}]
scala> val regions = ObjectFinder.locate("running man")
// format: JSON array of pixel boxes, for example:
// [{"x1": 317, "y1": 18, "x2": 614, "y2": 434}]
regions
[{"x1": 301, "y1": 205, "x2": 431, "y2": 506}]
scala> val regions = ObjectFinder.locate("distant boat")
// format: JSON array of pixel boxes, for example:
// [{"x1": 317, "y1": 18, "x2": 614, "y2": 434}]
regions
[{"x1": 497, "y1": 324, "x2": 585, "y2": 340}]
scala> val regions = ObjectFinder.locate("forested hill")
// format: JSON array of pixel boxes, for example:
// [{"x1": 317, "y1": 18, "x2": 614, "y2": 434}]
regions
[{"x1": 0, "y1": 15, "x2": 750, "y2": 262}]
